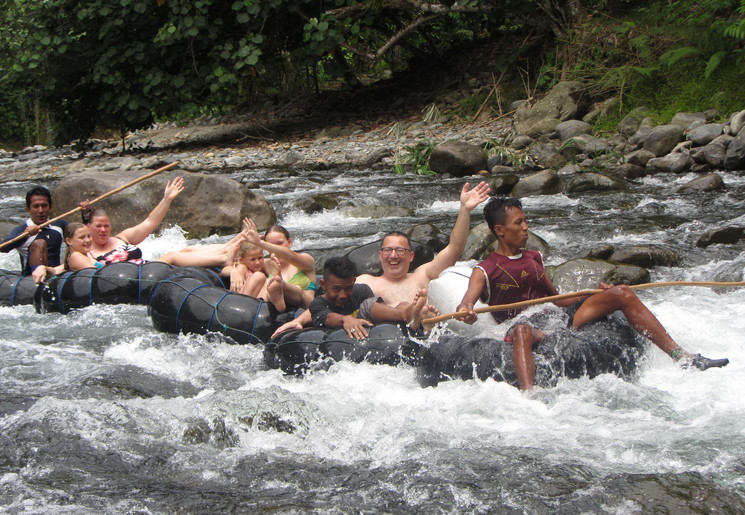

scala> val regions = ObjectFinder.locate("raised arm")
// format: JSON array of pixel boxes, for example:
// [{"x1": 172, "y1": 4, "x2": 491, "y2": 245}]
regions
[
  {"x1": 421, "y1": 181, "x2": 490, "y2": 280},
  {"x1": 242, "y1": 218, "x2": 315, "y2": 273},
  {"x1": 117, "y1": 177, "x2": 184, "y2": 245}
]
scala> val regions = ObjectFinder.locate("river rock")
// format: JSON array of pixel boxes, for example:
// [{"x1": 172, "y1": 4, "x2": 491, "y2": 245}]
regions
[
  {"x1": 624, "y1": 148, "x2": 656, "y2": 167},
  {"x1": 489, "y1": 173, "x2": 519, "y2": 195},
  {"x1": 586, "y1": 244, "x2": 615, "y2": 260},
  {"x1": 724, "y1": 128, "x2": 745, "y2": 170},
  {"x1": 646, "y1": 153, "x2": 692, "y2": 174},
  {"x1": 608, "y1": 245, "x2": 680, "y2": 268},
  {"x1": 510, "y1": 135, "x2": 534, "y2": 149},
  {"x1": 687, "y1": 123, "x2": 724, "y2": 146},
  {"x1": 582, "y1": 96, "x2": 619, "y2": 123},
  {"x1": 547, "y1": 258, "x2": 650, "y2": 292},
  {"x1": 642, "y1": 124, "x2": 685, "y2": 156},
  {"x1": 461, "y1": 223, "x2": 550, "y2": 261},
  {"x1": 529, "y1": 143, "x2": 567, "y2": 169},
  {"x1": 562, "y1": 134, "x2": 610, "y2": 157},
  {"x1": 691, "y1": 143, "x2": 726, "y2": 168},
  {"x1": 628, "y1": 126, "x2": 653, "y2": 149},
  {"x1": 617, "y1": 107, "x2": 653, "y2": 136},
  {"x1": 563, "y1": 172, "x2": 627, "y2": 194},
  {"x1": 294, "y1": 193, "x2": 342, "y2": 214},
  {"x1": 514, "y1": 81, "x2": 587, "y2": 136},
  {"x1": 511, "y1": 169, "x2": 561, "y2": 198},
  {"x1": 728, "y1": 109, "x2": 745, "y2": 136},
  {"x1": 52, "y1": 170, "x2": 276, "y2": 238},
  {"x1": 428, "y1": 141, "x2": 487, "y2": 176},
  {"x1": 608, "y1": 163, "x2": 647, "y2": 180},
  {"x1": 670, "y1": 111, "x2": 713, "y2": 130},
  {"x1": 345, "y1": 239, "x2": 435, "y2": 276},
  {"x1": 696, "y1": 226, "x2": 744, "y2": 247},
  {"x1": 406, "y1": 224, "x2": 448, "y2": 253},
  {"x1": 676, "y1": 174, "x2": 724, "y2": 194},
  {"x1": 555, "y1": 120, "x2": 592, "y2": 140}
]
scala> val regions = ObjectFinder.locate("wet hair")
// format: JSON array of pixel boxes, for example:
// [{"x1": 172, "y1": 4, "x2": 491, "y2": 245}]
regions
[
  {"x1": 380, "y1": 231, "x2": 412, "y2": 249},
  {"x1": 323, "y1": 256, "x2": 358, "y2": 280},
  {"x1": 63, "y1": 222, "x2": 87, "y2": 269},
  {"x1": 483, "y1": 197, "x2": 523, "y2": 238},
  {"x1": 265, "y1": 225, "x2": 290, "y2": 240},
  {"x1": 26, "y1": 186, "x2": 52, "y2": 208}
]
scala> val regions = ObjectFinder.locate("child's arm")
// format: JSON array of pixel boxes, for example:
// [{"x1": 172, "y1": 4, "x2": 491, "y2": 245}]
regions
[{"x1": 67, "y1": 251, "x2": 98, "y2": 271}]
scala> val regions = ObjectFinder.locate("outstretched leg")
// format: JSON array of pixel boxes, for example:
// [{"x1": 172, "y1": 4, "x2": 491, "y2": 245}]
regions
[
  {"x1": 571, "y1": 285, "x2": 728, "y2": 370},
  {"x1": 509, "y1": 324, "x2": 544, "y2": 391}
]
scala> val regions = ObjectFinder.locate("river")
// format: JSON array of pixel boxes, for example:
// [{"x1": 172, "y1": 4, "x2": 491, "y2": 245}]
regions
[{"x1": 1, "y1": 165, "x2": 744, "y2": 513}]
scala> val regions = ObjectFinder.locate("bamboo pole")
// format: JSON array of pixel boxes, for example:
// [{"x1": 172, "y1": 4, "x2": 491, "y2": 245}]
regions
[
  {"x1": 0, "y1": 161, "x2": 180, "y2": 250},
  {"x1": 421, "y1": 281, "x2": 745, "y2": 325}
]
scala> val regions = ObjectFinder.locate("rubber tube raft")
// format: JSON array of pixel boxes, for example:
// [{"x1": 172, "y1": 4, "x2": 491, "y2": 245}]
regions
[
  {"x1": 36, "y1": 262, "x2": 225, "y2": 314},
  {"x1": 0, "y1": 271, "x2": 39, "y2": 307},
  {"x1": 266, "y1": 313, "x2": 646, "y2": 388},
  {"x1": 148, "y1": 276, "x2": 278, "y2": 345},
  {"x1": 265, "y1": 323, "x2": 427, "y2": 375}
]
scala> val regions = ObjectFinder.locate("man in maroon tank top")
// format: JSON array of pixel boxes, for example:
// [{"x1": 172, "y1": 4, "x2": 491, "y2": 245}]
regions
[{"x1": 456, "y1": 197, "x2": 728, "y2": 391}]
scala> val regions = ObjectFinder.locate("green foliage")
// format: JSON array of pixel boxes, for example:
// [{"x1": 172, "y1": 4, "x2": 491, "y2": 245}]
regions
[{"x1": 393, "y1": 140, "x2": 437, "y2": 176}]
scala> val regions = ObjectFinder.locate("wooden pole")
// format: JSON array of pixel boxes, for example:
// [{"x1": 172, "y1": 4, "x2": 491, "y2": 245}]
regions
[
  {"x1": 421, "y1": 280, "x2": 745, "y2": 325},
  {"x1": 0, "y1": 161, "x2": 180, "y2": 250}
]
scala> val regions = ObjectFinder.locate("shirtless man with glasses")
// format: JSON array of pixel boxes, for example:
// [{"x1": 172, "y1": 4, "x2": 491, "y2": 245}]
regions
[{"x1": 272, "y1": 181, "x2": 490, "y2": 337}]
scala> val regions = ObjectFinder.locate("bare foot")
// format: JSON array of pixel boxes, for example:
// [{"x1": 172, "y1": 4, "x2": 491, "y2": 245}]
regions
[
  {"x1": 223, "y1": 240, "x2": 242, "y2": 267},
  {"x1": 420, "y1": 304, "x2": 440, "y2": 333},
  {"x1": 406, "y1": 288, "x2": 428, "y2": 330},
  {"x1": 266, "y1": 274, "x2": 286, "y2": 312}
]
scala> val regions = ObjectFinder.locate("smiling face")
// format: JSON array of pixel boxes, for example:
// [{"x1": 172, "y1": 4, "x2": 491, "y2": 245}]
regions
[
  {"x1": 378, "y1": 234, "x2": 414, "y2": 279},
  {"x1": 26, "y1": 194, "x2": 52, "y2": 225},
  {"x1": 88, "y1": 215, "x2": 112, "y2": 247},
  {"x1": 320, "y1": 273, "x2": 356, "y2": 307},
  {"x1": 66, "y1": 226, "x2": 92, "y2": 254}
]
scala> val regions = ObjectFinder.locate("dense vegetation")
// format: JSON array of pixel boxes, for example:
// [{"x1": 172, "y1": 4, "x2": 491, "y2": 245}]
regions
[{"x1": 1, "y1": 0, "x2": 745, "y2": 148}]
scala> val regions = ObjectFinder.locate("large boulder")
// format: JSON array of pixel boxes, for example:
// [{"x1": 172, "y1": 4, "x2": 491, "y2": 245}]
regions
[
  {"x1": 646, "y1": 153, "x2": 692, "y2": 174},
  {"x1": 691, "y1": 143, "x2": 726, "y2": 169},
  {"x1": 617, "y1": 106, "x2": 653, "y2": 136},
  {"x1": 345, "y1": 239, "x2": 435, "y2": 276},
  {"x1": 696, "y1": 226, "x2": 744, "y2": 247},
  {"x1": 642, "y1": 124, "x2": 685, "y2": 156},
  {"x1": 687, "y1": 123, "x2": 724, "y2": 146},
  {"x1": 428, "y1": 141, "x2": 487, "y2": 177},
  {"x1": 511, "y1": 169, "x2": 561, "y2": 198},
  {"x1": 608, "y1": 245, "x2": 680, "y2": 268},
  {"x1": 53, "y1": 169, "x2": 276, "y2": 238},
  {"x1": 514, "y1": 81, "x2": 588, "y2": 136},
  {"x1": 529, "y1": 143, "x2": 567, "y2": 169},
  {"x1": 670, "y1": 111, "x2": 713, "y2": 130},
  {"x1": 676, "y1": 174, "x2": 725, "y2": 194},
  {"x1": 724, "y1": 128, "x2": 745, "y2": 170},
  {"x1": 555, "y1": 120, "x2": 592, "y2": 140},
  {"x1": 563, "y1": 172, "x2": 628, "y2": 194},
  {"x1": 547, "y1": 258, "x2": 650, "y2": 292}
]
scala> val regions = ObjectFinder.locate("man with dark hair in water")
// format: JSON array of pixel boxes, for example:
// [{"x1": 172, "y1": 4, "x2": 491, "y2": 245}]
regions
[
  {"x1": 310, "y1": 256, "x2": 427, "y2": 339},
  {"x1": 456, "y1": 196, "x2": 729, "y2": 391},
  {"x1": 1, "y1": 186, "x2": 69, "y2": 282}
]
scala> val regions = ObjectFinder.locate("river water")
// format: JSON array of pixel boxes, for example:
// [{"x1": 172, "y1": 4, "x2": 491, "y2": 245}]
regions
[{"x1": 1, "y1": 166, "x2": 744, "y2": 513}]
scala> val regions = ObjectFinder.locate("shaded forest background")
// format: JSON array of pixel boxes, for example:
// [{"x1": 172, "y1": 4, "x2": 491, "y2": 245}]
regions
[{"x1": 2, "y1": 0, "x2": 745, "y2": 149}]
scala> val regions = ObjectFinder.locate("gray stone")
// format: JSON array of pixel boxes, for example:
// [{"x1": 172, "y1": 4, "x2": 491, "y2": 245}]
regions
[
  {"x1": 729, "y1": 110, "x2": 745, "y2": 136},
  {"x1": 687, "y1": 123, "x2": 724, "y2": 146},
  {"x1": 646, "y1": 153, "x2": 692, "y2": 174},
  {"x1": 625, "y1": 149, "x2": 656, "y2": 167},
  {"x1": 696, "y1": 226, "x2": 744, "y2": 247},
  {"x1": 582, "y1": 97, "x2": 619, "y2": 123},
  {"x1": 489, "y1": 174, "x2": 519, "y2": 195},
  {"x1": 407, "y1": 224, "x2": 449, "y2": 253},
  {"x1": 628, "y1": 126, "x2": 653, "y2": 149},
  {"x1": 548, "y1": 258, "x2": 650, "y2": 292},
  {"x1": 429, "y1": 140, "x2": 487, "y2": 177},
  {"x1": 511, "y1": 169, "x2": 561, "y2": 198},
  {"x1": 514, "y1": 81, "x2": 587, "y2": 136},
  {"x1": 523, "y1": 118, "x2": 561, "y2": 138},
  {"x1": 529, "y1": 143, "x2": 567, "y2": 169},
  {"x1": 676, "y1": 174, "x2": 724, "y2": 194},
  {"x1": 586, "y1": 244, "x2": 615, "y2": 260},
  {"x1": 556, "y1": 120, "x2": 592, "y2": 140},
  {"x1": 642, "y1": 124, "x2": 685, "y2": 157},
  {"x1": 53, "y1": 170, "x2": 276, "y2": 238},
  {"x1": 617, "y1": 107, "x2": 652, "y2": 136},
  {"x1": 689, "y1": 163, "x2": 712, "y2": 174},
  {"x1": 563, "y1": 173, "x2": 627, "y2": 194},
  {"x1": 608, "y1": 245, "x2": 680, "y2": 268},
  {"x1": 724, "y1": 128, "x2": 745, "y2": 170},
  {"x1": 510, "y1": 135, "x2": 534, "y2": 149},
  {"x1": 691, "y1": 143, "x2": 726, "y2": 168},
  {"x1": 670, "y1": 112, "x2": 709, "y2": 130},
  {"x1": 609, "y1": 163, "x2": 647, "y2": 180}
]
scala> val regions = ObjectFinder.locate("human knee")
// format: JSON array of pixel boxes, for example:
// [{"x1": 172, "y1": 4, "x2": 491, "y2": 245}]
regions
[{"x1": 608, "y1": 284, "x2": 639, "y2": 304}]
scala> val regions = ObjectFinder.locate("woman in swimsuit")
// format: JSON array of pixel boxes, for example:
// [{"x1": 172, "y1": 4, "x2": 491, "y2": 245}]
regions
[
  {"x1": 85, "y1": 176, "x2": 242, "y2": 268},
  {"x1": 224, "y1": 218, "x2": 317, "y2": 309}
]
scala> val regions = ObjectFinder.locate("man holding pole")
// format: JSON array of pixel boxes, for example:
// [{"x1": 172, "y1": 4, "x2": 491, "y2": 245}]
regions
[
  {"x1": 455, "y1": 197, "x2": 729, "y2": 391},
  {"x1": 1, "y1": 186, "x2": 70, "y2": 280}
]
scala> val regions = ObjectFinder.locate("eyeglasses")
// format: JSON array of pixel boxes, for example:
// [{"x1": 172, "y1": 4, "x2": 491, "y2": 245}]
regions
[{"x1": 380, "y1": 247, "x2": 411, "y2": 256}]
